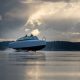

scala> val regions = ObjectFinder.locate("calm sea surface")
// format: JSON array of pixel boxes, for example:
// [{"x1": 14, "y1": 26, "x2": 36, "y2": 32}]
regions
[{"x1": 0, "y1": 51, "x2": 80, "y2": 80}]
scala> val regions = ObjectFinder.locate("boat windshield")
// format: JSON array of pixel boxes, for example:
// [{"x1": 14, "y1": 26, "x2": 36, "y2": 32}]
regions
[{"x1": 17, "y1": 35, "x2": 39, "y2": 41}]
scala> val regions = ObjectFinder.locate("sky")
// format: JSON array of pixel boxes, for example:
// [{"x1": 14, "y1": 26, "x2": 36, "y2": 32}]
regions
[{"x1": 0, "y1": 0, "x2": 80, "y2": 41}]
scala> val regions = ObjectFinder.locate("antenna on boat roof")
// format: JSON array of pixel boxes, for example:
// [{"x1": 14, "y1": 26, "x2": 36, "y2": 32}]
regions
[
  {"x1": 25, "y1": 34, "x2": 28, "y2": 37},
  {"x1": 30, "y1": 34, "x2": 33, "y2": 36}
]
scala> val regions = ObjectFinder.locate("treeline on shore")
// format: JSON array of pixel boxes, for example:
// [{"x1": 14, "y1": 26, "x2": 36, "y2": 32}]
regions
[{"x1": 0, "y1": 41, "x2": 80, "y2": 51}]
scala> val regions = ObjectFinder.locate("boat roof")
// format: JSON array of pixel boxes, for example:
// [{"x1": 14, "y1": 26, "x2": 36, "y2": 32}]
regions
[{"x1": 17, "y1": 34, "x2": 39, "y2": 41}]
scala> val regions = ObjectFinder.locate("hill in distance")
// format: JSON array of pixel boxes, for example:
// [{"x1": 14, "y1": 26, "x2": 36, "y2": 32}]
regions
[{"x1": 0, "y1": 41, "x2": 80, "y2": 51}]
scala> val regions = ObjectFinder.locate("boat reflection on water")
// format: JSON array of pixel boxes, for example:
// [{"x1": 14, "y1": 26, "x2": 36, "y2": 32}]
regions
[
  {"x1": 8, "y1": 51, "x2": 46, "y2": 80},
  {"x1": 8, "y1": 51, "x2": 46, "y2": 62}
]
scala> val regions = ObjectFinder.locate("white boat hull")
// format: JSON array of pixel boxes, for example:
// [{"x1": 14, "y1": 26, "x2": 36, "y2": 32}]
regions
[{"x1": 9, "y1": 40, "x2": 46, "y2": 51}]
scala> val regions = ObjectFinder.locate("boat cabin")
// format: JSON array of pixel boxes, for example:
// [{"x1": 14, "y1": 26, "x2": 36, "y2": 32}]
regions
[{"x1": 17, "y1": 34, "x2": 39, "y2": 41}]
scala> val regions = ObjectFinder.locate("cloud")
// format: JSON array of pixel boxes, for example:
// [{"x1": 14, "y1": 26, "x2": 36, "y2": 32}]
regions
[
  {"x1": 0, "y1": 15, "x2": 2, "y2": 21},
  {"x1": 20, "y1": 0, "x2": 80, "y2": 3},
  {"x1": 0, "y1": 0, "x2": 80, "y2": 42},
  {"x1": 24, "y1": 2, "x2": 80, "y2": 32}
]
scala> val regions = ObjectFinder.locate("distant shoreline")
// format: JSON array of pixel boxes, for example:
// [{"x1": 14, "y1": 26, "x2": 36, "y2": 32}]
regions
[{"x1": 0, "y1": 41, "x2": 80, "y2": 51}]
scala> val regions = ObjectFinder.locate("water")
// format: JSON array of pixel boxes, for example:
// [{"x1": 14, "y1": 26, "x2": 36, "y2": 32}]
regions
[{"x1": 0, "y1": 51, "x2": 80, "y2": 80}]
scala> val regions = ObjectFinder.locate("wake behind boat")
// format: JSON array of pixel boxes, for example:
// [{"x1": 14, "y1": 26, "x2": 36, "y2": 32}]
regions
[{"x1": 9, "y1": 34, "x2": 46, "y2": 51}]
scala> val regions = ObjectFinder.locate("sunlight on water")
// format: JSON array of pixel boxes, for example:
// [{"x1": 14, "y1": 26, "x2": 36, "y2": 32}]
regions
[
  {"x1": 26, "y1": 62, "x2": 42, "y2": 80},
  {"x1": 1, "y1": 51, "x2": 80, "y2": 80}
]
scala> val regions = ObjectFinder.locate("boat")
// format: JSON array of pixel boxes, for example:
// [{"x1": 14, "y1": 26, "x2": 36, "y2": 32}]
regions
[{"x1": 9, "y1": 34, "x2": 46, "y2": 51}]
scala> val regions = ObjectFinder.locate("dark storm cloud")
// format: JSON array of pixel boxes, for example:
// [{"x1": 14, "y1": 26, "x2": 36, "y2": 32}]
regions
[
  {"x1": 0, "y1": 0, "x2": 28, "y2": 38},
  {"x1": 0, "y1": 0, "x2": 41, "y2": 38},
  {"x1": 0, "y1": 0, "x2": 20, "y2": 16}
]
